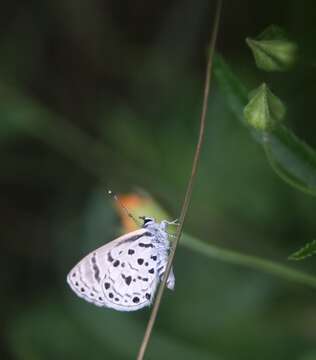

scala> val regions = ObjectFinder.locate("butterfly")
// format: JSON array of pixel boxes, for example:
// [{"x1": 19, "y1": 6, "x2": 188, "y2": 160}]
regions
[{"x1": 67, "y1": 217, "x2": 177, "y2": 311}]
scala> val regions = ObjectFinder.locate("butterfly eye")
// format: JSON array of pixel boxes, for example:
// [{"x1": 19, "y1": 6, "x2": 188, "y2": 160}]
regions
[{"x1": 140, "y1": 216, "x2": 154, "y2": 225}]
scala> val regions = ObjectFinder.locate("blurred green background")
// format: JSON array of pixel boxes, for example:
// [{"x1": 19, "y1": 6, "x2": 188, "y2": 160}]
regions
[{"x1": 1, "y1": 1, "x2": 316, "y2": 359}]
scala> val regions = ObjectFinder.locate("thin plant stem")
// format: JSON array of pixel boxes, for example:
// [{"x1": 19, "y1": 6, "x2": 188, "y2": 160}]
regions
[
  {"x1": 182, "y1": 234, "x2": 316, "y2": 288},
  {"x1": 136, "y1": 1, "x2": 223, "y2": 359}
]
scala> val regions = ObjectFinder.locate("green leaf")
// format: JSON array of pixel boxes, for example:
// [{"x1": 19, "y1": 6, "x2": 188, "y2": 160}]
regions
[
  {"x1": 264, "y1": 126, "x2": 316, "y2": 196},
  {"x1": 246, "y1": 25, "x2": 298, "y2": 71},
  {"x1": 244, "y1": 83, "x2": 286, "y2": 131},
  {"x1": 288, "y1": 240, "x2": 316, "y2": 261},
  {"x1": 214, "y1": 54, "x2": 316, "y2": 196}
]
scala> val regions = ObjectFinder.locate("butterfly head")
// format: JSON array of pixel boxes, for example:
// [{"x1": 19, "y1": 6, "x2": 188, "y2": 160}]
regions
[{"x1": 139, "y1": 216, "x2": 155, "y2": 228}]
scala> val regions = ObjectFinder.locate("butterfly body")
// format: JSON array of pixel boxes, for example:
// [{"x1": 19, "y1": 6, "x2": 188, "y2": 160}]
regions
[{"x1": 67, "y1": 218, "x2": 175, "y2": 311}]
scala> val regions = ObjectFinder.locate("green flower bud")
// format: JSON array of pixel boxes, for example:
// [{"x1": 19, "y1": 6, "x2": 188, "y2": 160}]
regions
[
  {"x1": 244, "y1": 83, "x2": 286, "y2": 131},
  {"x1": 246, "y1": 25, "x2": 298, "y2": 71}
]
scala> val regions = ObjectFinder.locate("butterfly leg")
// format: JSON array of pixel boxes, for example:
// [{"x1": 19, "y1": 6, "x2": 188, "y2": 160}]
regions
[
  {"x1": 160, "y1": 219, "x2": 180, "y2": 231},
  {"x1": 158, "y1": 261, "x2": 175, "y2": 290},
  {"x1": 166, "y1": 266, "x2": 175, "y2": 290},
  {"x1": 165, "y1": 219, "x2": 180, "y2": 226}
]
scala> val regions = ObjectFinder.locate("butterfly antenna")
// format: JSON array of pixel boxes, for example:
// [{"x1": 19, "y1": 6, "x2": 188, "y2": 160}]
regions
[{"x1": 107, "y1": 190, "x2": 140, "y2": 226}]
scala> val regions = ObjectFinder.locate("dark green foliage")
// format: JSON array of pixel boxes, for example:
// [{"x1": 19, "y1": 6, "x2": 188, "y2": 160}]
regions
[{"x1": 2, "y1": 2, "x2": 316, "y2": 360}]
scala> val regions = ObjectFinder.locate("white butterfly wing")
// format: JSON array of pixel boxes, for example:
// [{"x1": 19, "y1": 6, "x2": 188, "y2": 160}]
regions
[{"x1": 67, "y1": 228, "x2": 162, "y2": 311}]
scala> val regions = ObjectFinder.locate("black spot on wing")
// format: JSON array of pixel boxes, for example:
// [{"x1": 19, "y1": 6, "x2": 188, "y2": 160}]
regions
[
  {"x1": 139, "y1": 243, "x2": 153, "y2": 248},
  {"x1": 158, "y1": 266, "x2": 164, "y2": 275},
  {"x1": 128, "y1": 262, "x2": 138, "y2": 271},
  {"x1": 116, "y1": 232, "x2": 152, "y2": 246},
  {"x1": 145, "y1": 293, "x2": 151, "y2": 300},
  {"x1": 91, "y1": 253, "x2": 101, "y2": 283},
  {"x1": 133, "y1": 296, "x2": 140, "y2": 303},
  {"x1": 122, "y1": 274, "x2": 132, "y2": 285},
  {"x1": 113, "y1": 260, "x2": 120, "y2": 267},
  {"x1": 148, "y1": 268, "x2": 154, "y2": 274},
  {"x1": 128, "y1": 249, "x2": 135, "y2": 255},
  {"x1": 137, "y1": 258, "x2": 144, "y2": 265},
  {"x1": 107, "y1": 252, "x2": 114, "y2": 262},
  {"x1": 104, "y1": 282, "x2": 110, "y2": 289}
]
